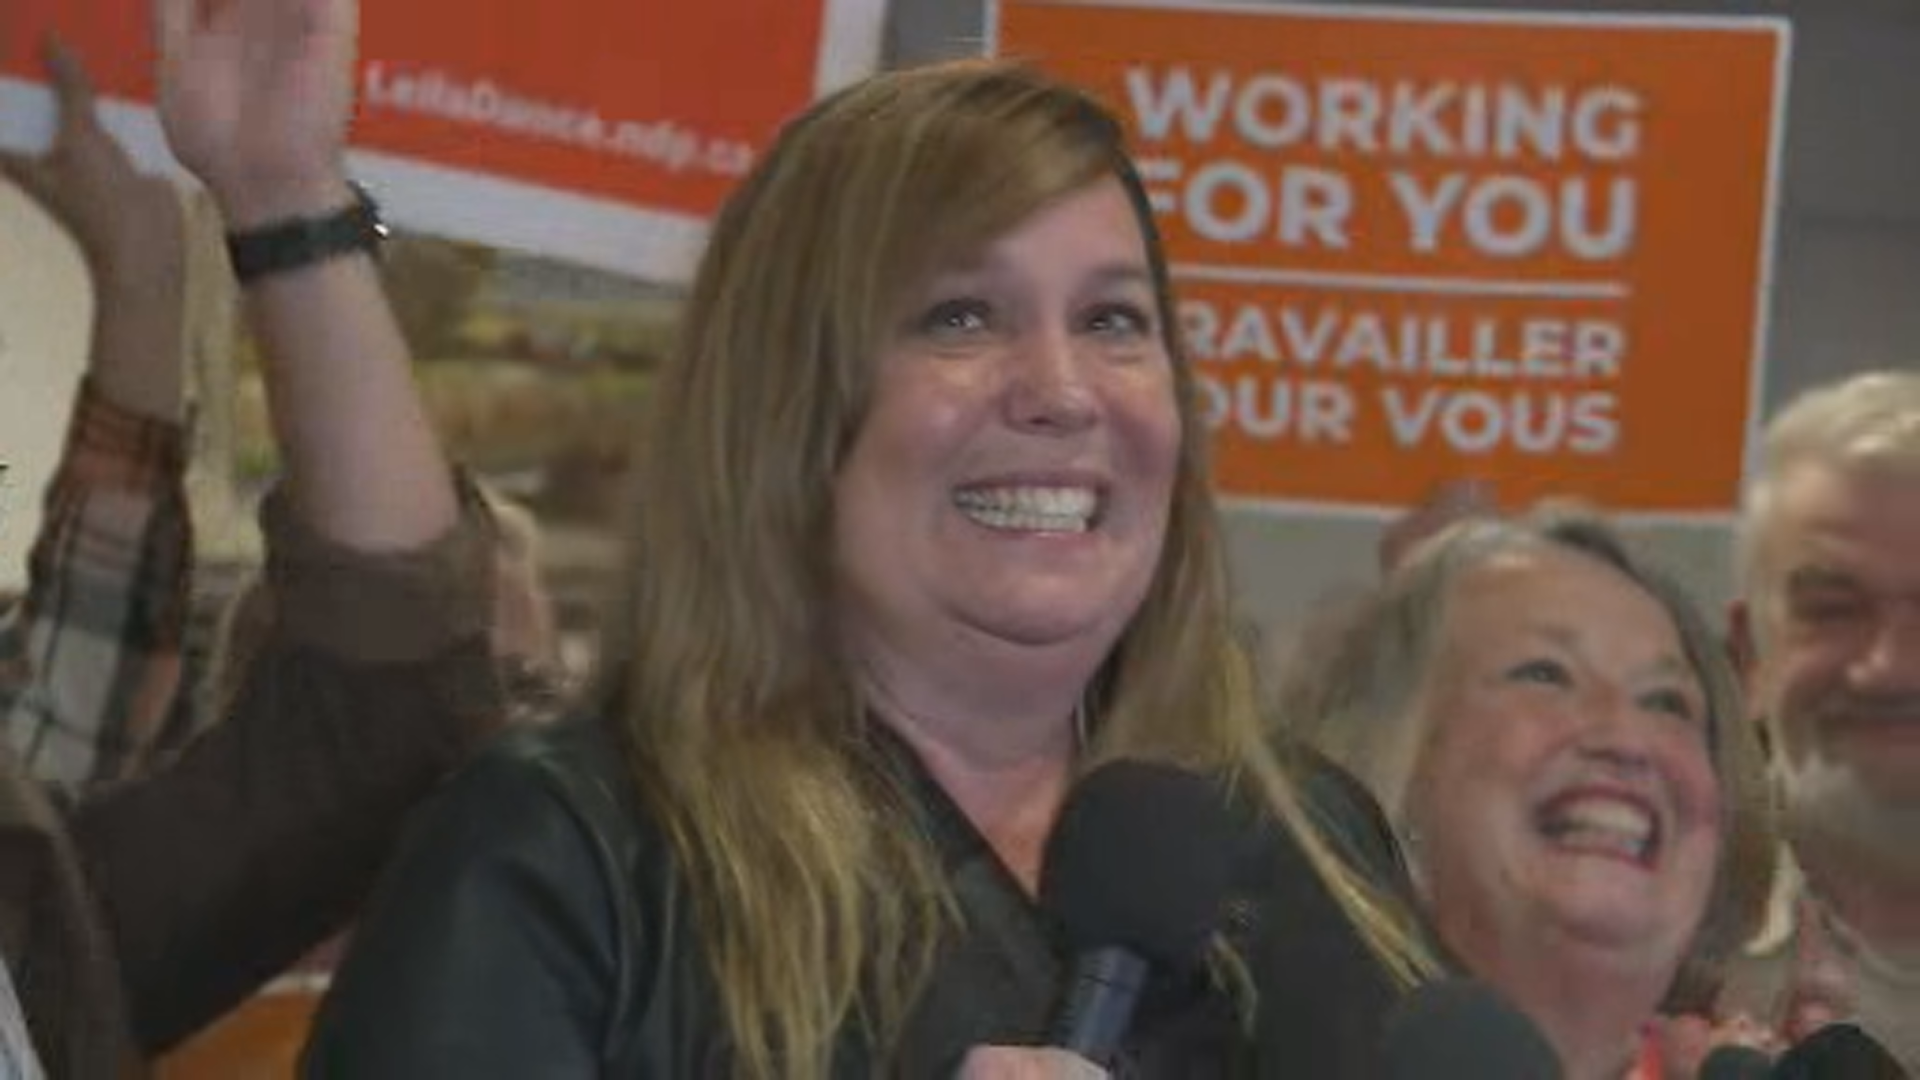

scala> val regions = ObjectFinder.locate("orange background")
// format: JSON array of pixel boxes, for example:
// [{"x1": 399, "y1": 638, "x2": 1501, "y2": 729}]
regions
[
  {"x1": 3, "y1": 0, "x2": 827, "y2": 216},
  {"x1": 997, "y1": 0, "x2": 1787, "y2": 515}
]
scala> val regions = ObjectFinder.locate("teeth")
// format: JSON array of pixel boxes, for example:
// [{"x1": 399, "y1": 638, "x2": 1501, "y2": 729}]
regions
[
  {"x1": 953, "y1": 486, "x2": 1098, "y2": 533},
  {"x1": 1540, "y1": 797, "x2": 1655, "y2": 862}
]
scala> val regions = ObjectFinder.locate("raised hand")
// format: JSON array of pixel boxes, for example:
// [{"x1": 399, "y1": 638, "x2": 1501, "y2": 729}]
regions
[
  {"x1": 0, "y1": 38, "x2": 183, "y2": 287},
  {"x1": 152, "y1": 0, "x2": 359, "y2": 226},
  {"x1": 148, "y1": 0, "x2": 459, "y2": 552},
  {"x1": 0, "y1": 36, "x2": 186, "y2": 419}
]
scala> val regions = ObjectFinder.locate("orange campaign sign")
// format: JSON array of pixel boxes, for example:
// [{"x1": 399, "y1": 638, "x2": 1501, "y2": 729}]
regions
[
  {"x1": 992, "y1": 0, "x2": 1790, "y2": 519},
  {"x1": 0, "y1": 0, "x2": 885, "y2": 281}
]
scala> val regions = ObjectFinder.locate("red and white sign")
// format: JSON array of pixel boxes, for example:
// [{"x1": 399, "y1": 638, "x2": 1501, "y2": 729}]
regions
[{"x1": 1, "y1": 0, "x2": 885, "y2": 280}]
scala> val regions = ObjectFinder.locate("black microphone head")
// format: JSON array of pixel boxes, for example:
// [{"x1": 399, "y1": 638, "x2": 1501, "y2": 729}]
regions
[
  {"x1": 1038, "y1": 759, "x2": 1237, "y2": 970},
  {"x1": 1773, "y1": 1023, "x2": 1907, "y2": 1080},
  {"x1": 1378, "y1": 979, "x2": 1563, "y2": 1079},
  {"x1": 1698, "y1": 1043, "x2": 1773, "y2": 1080}
]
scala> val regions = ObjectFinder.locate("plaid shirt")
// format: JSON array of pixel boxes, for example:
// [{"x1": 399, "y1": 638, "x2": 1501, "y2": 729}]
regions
[{"x1": 0, "y1": 380, "x2": 191, "y2": 790}]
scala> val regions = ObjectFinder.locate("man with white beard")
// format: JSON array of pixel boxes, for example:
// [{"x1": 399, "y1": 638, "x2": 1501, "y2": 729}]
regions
[{"x1": 1721, "y1": 370, "x2": 1920, "y2": 1072}]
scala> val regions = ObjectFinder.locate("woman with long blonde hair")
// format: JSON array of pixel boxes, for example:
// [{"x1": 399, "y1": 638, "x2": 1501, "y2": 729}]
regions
[{"x1": 155, "y1": 0, "x2": 1442, "y2": 1074}]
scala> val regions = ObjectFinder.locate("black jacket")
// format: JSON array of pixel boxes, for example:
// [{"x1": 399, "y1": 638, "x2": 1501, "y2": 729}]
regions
[{"x1": 303, "y1": 716, "x2": 1425, "y2": 1077}]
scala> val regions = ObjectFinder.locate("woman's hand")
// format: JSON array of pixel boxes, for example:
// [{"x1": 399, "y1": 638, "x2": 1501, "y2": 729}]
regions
[
  {"x1": 0, "y1": 36, "x2": 187, "y2": 419},
  {"x1": 152, "y1": 0, "x2": 358, "y2": 226},
  {"x1": 1, "y1": 38, "x2": 183, "y2": 286},
  {"x1": 955, "y1": 1046, "x2": 1109, "y2": 1079},
  {"x1": 148, "y1": 0, "x2": 459, "y2": 552}
]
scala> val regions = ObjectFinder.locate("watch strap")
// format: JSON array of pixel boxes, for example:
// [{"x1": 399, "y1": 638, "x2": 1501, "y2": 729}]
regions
[{"x1": 225, "y1": 183, "x2": 390, "y2": 284}]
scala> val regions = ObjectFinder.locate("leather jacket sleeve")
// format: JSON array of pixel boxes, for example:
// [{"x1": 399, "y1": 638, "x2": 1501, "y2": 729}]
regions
[{"x1": 301, "y1": 726, "x2": 623, "y2": 1077}]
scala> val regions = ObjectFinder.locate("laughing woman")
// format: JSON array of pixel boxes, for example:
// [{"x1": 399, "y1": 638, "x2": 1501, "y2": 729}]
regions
[
  {"x1": 1290, "y1": 512, "x2": 1777, "y2": 1079},
  {"x1": 147, "y1": 0, "x2": 1451, "y2": 1075}
]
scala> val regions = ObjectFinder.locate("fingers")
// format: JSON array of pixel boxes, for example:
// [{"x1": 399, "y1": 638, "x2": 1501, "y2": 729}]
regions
[
  {"x1": 37, "y1": 35, "x2": 142, "y2": 181},
  {"x1": 300, "y1": 0, "x2": 361, "y2": 90},
  {"x1": 151, "y1": 0, "x2": 195, "y2": 69},
  {"x1": 42, "y1": 34, "x2": 98, "y2": 117},
  {"x1": 40, "y1": 34, "x2": 113, "y2": 158},
  {"x1": 314, "y1": 0, "x2": 359, "y2": 50}
]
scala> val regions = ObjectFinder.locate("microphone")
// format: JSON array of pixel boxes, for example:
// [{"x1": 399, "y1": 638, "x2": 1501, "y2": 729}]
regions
[
  {"x1": 1038, "y1": 760, "x2": 1237, "y2": 1066},
  {"x1": 1377, "y1": 978, "x2": 1564, "y2": 1079},
  {"x1": 1698, "y1": 1044, "x2": 1773, "y2": 1080},
  {"x1": 1770, "y1": 1023, "x2": 1907, "y2": 1079}
]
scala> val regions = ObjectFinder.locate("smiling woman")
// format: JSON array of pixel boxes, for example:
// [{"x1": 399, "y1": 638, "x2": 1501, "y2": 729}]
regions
[
  {"x1": 835, "y1": 178, "x2": 1182, "y2": 727},
  {"x1": 1283, "y1": 511, "x2": 1777, "y2": 1080},
  {"x1": 276, "y1": 8, "x2": 1440, "y2": 1070}
]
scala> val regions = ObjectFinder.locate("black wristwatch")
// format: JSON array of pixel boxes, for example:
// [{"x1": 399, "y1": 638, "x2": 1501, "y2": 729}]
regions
[{"x1": 225, "y1": 182, "x2": 391, "y2": 284}]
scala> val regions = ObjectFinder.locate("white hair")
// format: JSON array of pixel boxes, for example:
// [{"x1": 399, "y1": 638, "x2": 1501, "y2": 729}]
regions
[{"x1": 1737, "y1": 371, "x2": 1920, "y2": 607}]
